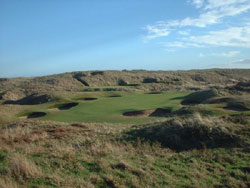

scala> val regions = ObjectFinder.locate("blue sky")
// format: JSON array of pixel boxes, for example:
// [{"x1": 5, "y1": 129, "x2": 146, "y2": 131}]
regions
[{"x1": 0, "y1": 0, "x2": 250, "y2": 77}]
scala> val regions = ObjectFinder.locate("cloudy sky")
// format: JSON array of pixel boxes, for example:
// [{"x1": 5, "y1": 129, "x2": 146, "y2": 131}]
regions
[{"x1": 0, "y1": 0, "x2": 250, "y2": 77}]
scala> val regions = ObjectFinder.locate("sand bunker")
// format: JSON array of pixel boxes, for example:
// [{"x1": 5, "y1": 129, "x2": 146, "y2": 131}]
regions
[
  {"x1": 27, "y1": 112, "x2": 47, "y2": 119},
  {"x1": 123, "y1": 108, "x2": 171, "y2": 117},
  {"x1": 108, "y1": 94, "x2": 122, "y2": 98},
  {"x1": 48, "y1": 108, "x2": 59, "y2": 111},
  {"x1": 83, "y1": 97, "x2": 97, "y2": 101},
  {"x1": 58, "y1": 102, "x2": 79, "y2": 110}
]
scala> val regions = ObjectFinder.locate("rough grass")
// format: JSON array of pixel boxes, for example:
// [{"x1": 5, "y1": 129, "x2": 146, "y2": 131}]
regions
[
  {"x1": 9, "y1": 153, "x2": 42, "y2": 180},
  {"x1": 226, "y1": 98, "x2": 250, "y2": 111},
  {"x1": 0, "y1": 70, "x2": 250, "y2": 187},
  {"x1": 1, "y1": 69, "x2": 250, "y2": 97},
  {"x1": 124, "y1": 114, "x2": 243, "y2": 151},
  {"x1": 0, "y1": 115, "x2": 249, "y2": 188}
]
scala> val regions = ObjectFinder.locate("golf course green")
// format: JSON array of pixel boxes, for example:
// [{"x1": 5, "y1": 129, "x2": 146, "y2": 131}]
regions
[{"x1": 35, "y1": 91, "x2": 189, "y2": 124}]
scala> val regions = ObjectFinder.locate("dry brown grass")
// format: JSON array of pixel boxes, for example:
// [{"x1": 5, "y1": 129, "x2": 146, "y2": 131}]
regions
[
  {"x1": 124, "y1": 113, "x2": 244, "y2": 151},
  {"x1": 0, "y1": 117, "x2": 248, "y2": 188},
  {"x1": 0, "y1": 126, "x2": 49, "y2": 147},
  {"x1": 0, "y1": 105, "x2": 31, "y2": 124},
  {"x1": 8, "y1": 153, "x2": 42, "y2": 180},
  {"x1": 1, "y1": 69, "x2": 250, "y2": 96},
  {"x1": 0, "y1": 178, "x2": 18, "y2": 188}
]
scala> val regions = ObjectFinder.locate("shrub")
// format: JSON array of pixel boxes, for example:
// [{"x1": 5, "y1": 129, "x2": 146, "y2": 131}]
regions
[
  {"x1": 117, "y1": 79, "x2": 127, "y2": 86},
  {"x1": 91, "y1": 71, "x2": 104, "y2": 76},
  {"x1": 191, "y1": 74, "x2": 205, "y2": 82},
  {"x1": 142, "y1": 77, "x2": 158, "y2": 83}
]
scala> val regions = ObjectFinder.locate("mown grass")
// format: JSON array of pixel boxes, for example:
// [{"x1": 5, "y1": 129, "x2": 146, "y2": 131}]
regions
[
  {"x1": 38, "y1": 91, "x2": 189, "y2": 124},
  {"x1": 2, "y1": 90, "x2": 249, "y2": 125}
]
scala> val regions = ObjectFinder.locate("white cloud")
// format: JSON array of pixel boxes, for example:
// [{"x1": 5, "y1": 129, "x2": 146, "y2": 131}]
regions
[
  {"x1": 163, "y1": 41, "x2": 187, "y2": 48},
  {"x1": 205, "y1": 0, "x2": 249, "y2": 10},
  {"x1": 228, "y1": 59, "x2": 250, "y2": 65},
  {"x1": 163, "y1": 41, "x2": 204, "y2": 48},
  {"x1": 144, "y1": 23, "x2": 171, "y2": 39},
  {"x1": 161, "y1": 23, "x2": 250, "y2": 49},
  {"x1": 164, "y1": 48, "x2": 176, "y2": 52},
  {"x1": 212, "y1": 51, "x2": 240, "y2": 57},
  {"x1": 186, "y1": 25, "x2": 250, "y2": 48},
  {"x1": 209, "y1": 58, "x2": 250, "y2": 68},
  {"x1": 144, "y1": 0, "x2": 250, "y2": 39},
  {"x1": 178, "y1": 30, "x2": 190, "y2": 36},
  {"x1": 189, "y1": 0, "x2": 204, "y2": 8},
  {"x1": 199, "y1": 53, "x2": 205, "y2": 57}
]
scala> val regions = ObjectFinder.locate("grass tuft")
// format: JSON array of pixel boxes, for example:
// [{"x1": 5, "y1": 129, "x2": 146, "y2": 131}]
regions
[{"x1": 9, "y1": 153, "x2": 42, "y2": 180}]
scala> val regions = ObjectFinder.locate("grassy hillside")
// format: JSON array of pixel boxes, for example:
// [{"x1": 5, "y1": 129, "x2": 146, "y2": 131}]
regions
[
  {"x1": 0, "y1": 115, "x2": 249, "y2": 188},
  {"x1": 1, "y1": 69, "x2": 250, "y2": 101},
  {"x1": 0, "y1": 69, "x2": 250, "y2": 187}
]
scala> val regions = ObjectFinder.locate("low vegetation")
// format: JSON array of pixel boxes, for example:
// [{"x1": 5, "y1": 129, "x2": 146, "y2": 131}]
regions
[
  {"x1": 0, "y1": 114, "x2": 249, "y2": 188},
  {"x1": 0, "y1": 69, "x2": 250, "y2": 187}
]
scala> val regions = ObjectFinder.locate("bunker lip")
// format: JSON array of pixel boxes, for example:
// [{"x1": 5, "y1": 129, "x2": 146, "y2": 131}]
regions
[
  {"x1": 48, "y1": 108, "x2": 59, "y2": 111},
  {"x1": 83, "y1": 97, "x2": 97, "y2": 101},
  {"x1": 58, "y1": 102, "x2": 79, "y2": 110},
  {"x1": 123, "y1": 108, "x2": 171, "y2": 117},
  {"x1": 123, "y1": 110, "x2": 152, "y2": 117},
  {"x1": 27, "y1": 112, "x2": 47, "y2": 119}
]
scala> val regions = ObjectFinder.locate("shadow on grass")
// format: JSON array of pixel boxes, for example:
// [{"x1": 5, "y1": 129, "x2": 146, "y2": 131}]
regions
[
  {"x1": 170, "y1": 96, "x2": 186, "y2": 100},
  {"x1": 4, "y1": 94, "x2": 51, "y2": 105},
  {"x1": 122, "y1": 107, "x2": 173, "y2": 117},
  {"x1": 171, "y1": 89, "x2": 219, "y2": 105}
]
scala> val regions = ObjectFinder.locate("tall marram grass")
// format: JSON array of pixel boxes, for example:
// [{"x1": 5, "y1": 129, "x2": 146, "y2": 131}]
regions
[
  {"x1": 9, "y1": 153, "x2": 42, "y2": 180},
  {"x1": 0, "y1": 116, "x2": 249, "y2": 188}
]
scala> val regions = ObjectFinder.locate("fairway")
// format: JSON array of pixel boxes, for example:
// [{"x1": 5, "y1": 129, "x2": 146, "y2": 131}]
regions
[{"x1": 39, "y1": 91, "x2": 189, "y2": 124}]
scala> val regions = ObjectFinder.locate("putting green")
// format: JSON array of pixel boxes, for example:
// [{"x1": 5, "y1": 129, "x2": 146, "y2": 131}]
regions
[{"x1": 38, "y1": 91, "x2": 189, "y2": 124}]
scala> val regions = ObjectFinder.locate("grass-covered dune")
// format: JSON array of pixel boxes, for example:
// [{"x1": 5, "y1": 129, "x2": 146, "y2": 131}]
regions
[
  {"x1": 0, "y1": 114, "x2": 249, "y2": 188},
  {"x1": 1, "y1": 69, "x2": 250, "y2": 101},
  {"x1": 0, "y1": 69, "x2": 250, "y2": 187}
]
